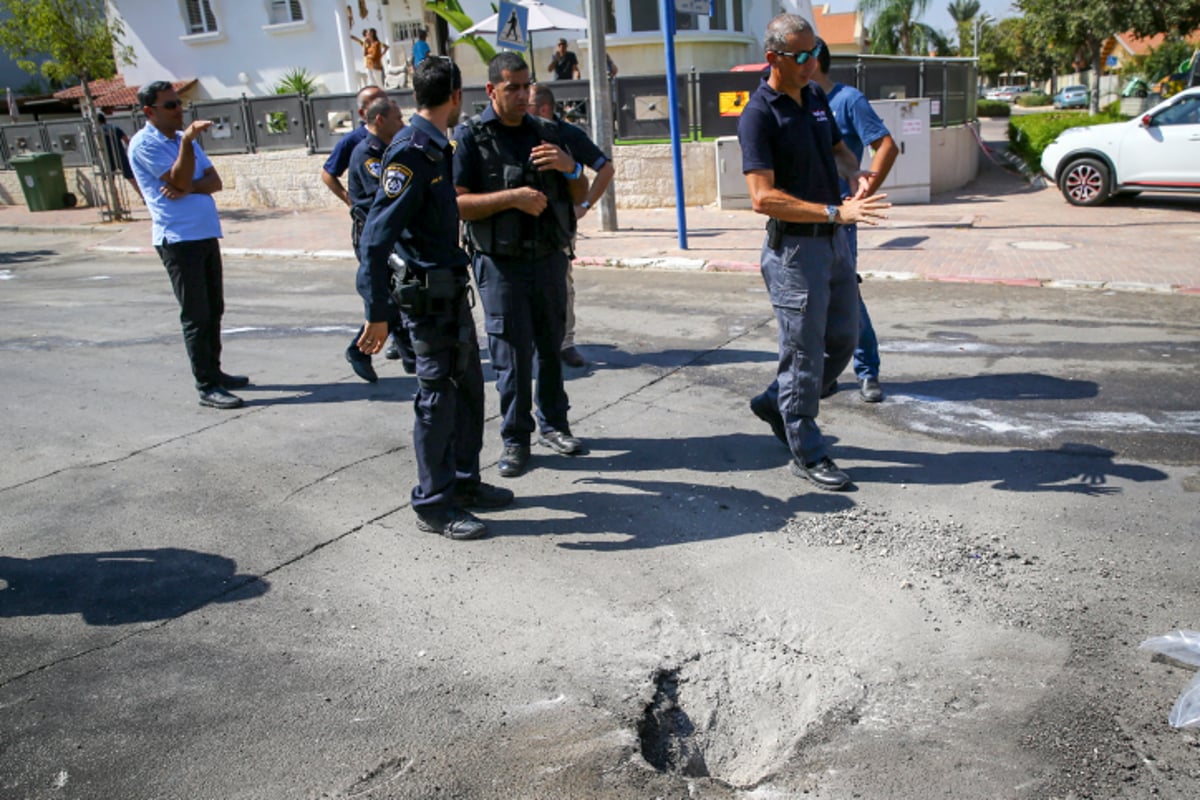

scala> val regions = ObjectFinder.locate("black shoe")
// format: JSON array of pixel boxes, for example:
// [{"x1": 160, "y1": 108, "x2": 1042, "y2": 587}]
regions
[
  {"x1": 560, "y1": 346, "x2": 586, "y2": 367},
  {"x1": 859, "y1": 377, "x2": 883, "y2": 403},
  {"x1": 749, "y1": 393, "x2": 787, "y2": 446},
  {"x1": 454, "y1": 481, "x2": 515, "y2": 509},
  {"x1": 219, "y1": 372, "x2": 250, "y2": 390},
  {"x1": 415, "y1": 507, "x2": 488, "y2": 540},
  {"x1": 384, "y1": 338, "x2": 401, "y2": 360},
  {"x1": 539, "y1": 429, "x2": 584, "y2": 455},
  {"x1": 820, "y1": 381, "x2": 839, "y2": 399},
  {"x1": 345, "y1": 347, "x2": 377, "y2": 383},
  {"x1": 198, "y1": 386, "x2": 244, "y2": 410},
  {"x1": 791, "y1": 457, "x2": 851, "y2": 491},
  {"x1": 497, "y1": 444, "x2": 530, "y2": 478},
  {"x1": 401, "y1": 359, "x2": 416, "y2": 375}
]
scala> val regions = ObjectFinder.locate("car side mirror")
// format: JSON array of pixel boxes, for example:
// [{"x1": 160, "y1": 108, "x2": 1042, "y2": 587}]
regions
[{"x1": 1141, "y1": 114, "x2": 1153, "y2": 127}]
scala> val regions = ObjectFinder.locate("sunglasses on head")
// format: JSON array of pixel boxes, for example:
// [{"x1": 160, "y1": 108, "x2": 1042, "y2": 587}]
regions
[
  {"x1": 770, "y1": 43, "x2": 823, "y2": 65},
  {"x1": 153, "y1": 100, "x2": 182, "y2": 110}
]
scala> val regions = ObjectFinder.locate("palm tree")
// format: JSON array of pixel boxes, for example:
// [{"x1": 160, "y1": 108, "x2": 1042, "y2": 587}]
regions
[
  {"x1": 859, "y1": 0, "x2": 947, "y2": 56},
  {"x1": 947, "y1": 0, "x2": 981, "y2": 54}
]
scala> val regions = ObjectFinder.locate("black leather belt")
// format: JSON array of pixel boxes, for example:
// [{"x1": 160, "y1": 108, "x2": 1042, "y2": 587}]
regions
[{"x1": 771, "y1": 219, "x2": 837, "y2": 238}]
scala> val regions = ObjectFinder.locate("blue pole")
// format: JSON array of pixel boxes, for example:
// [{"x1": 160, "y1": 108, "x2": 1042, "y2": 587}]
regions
[{"x1": 661, "y1": 0, "x2": 688, "y2": 249}]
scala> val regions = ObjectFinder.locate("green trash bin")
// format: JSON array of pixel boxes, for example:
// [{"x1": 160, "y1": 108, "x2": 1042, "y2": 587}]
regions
[{"x1": 11, "y1": 152, "x2": 76, "y2": 211}]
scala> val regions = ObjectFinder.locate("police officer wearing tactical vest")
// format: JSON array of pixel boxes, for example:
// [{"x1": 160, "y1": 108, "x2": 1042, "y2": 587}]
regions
[
  {"x1": 357, "y1": 56, "x2": 513, "y2": 541},
  {"x1": 346, "y1": 95, "x2": 414, "y2": 382},
  {"x1": 453, "y1": 51, "x2": 589, "y2": 479}
]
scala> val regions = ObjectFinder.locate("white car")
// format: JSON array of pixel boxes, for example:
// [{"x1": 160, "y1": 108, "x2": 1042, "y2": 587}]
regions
[{"x1": 1041, "y1": 87, "x2": 1200, "y2": 206}]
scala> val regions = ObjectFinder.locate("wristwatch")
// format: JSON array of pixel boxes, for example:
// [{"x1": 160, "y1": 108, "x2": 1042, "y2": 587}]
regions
[
  {"x1": 824, "y1": 204, "x2": 839, "y2": 225},
  {"x1": 580, "y1": 200, "x2": 591, "y2": 210}
]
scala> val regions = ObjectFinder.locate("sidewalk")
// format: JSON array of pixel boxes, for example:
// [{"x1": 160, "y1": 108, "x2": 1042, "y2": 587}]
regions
[{"x1": 3, "y1": 156, "x2": 1197, "y2": 293}]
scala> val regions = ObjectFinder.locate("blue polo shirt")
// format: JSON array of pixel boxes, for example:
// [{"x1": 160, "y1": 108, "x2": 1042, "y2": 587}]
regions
[
  {"x1": 738, "y1": 76, "x2": 843, "y2": 206},
  {"x1": 127, "y1": 124, "x2": 221, "y2": 245},
  {"x1": 323, "y1": 123, "x2": 371, "y2": 178},
  {"x1": 827, "y1": 83, "x2": 890, "y2": 197}
]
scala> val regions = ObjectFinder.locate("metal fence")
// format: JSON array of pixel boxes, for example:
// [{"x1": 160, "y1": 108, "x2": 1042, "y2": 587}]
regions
[{"x1": 1, "y1": 56, "x2": 976, "y2": 169}]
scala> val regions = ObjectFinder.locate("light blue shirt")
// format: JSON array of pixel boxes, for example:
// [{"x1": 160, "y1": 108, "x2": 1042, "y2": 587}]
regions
[
  {"x1": 128, "y1": 124, "x2": 222, "y2": 245},
  {"x1": 413, "y1": 39, "x2": 430, "y2": 67},
  {"x1": 826, "y1": 83, "x2": 890, "y2": 198}
]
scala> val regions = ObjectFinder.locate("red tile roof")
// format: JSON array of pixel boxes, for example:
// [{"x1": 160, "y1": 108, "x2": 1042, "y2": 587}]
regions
[{"x1": 53, "y1": 77, "x2": 197, "y2": 108}]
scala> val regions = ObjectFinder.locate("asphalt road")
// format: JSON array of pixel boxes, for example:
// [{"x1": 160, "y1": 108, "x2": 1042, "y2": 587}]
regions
[{"x1": 2, "y1": 235, "x2": 1199, "y2": 799}]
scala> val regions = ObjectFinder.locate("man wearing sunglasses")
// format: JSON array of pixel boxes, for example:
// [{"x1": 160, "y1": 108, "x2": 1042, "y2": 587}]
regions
[
  {"x1": 738, "y1": 15, "x2": 890, "y2": 490},
  {"x1": 128, "y1": 81, "x2": 248, "y2": 410}
]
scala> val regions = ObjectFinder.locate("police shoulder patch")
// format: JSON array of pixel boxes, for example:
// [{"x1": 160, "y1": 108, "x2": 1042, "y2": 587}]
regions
[
  {"x1": 383, "y1": 162, "x2": 413, "y2": 199},
  {"x1": 365, "y1": 157, "x2": 382, "y2": 179}
]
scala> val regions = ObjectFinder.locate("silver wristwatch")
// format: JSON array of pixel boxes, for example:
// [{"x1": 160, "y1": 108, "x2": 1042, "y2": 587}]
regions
[{"x1": 824, "y1": 204, "x2": 839, "y2": 225}]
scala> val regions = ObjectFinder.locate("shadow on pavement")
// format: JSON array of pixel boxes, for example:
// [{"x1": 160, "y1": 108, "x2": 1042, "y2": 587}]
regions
[
  {"x1": 240, "y1": 379, "x2": 414, "y2": 406},
  {"x1": 564, "y1": 345, "x2": 776, "y2": 373},
  {"x1": 0, "y1": 548, "x2": 269, "y2": 625},
  {"x1": 878, "y1": 373, "x2": 1099, "y2": 402},
  {"x1": 0, "y1": 250, "x2": 58, "y2": 265}
]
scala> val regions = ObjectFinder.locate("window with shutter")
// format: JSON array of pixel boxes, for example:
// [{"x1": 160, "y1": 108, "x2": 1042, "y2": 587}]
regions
[
  {"x1": 268, "y1": 0, "x2": 304, "y2": 25},
  {"x1": 184, "y1": 0, "x2": 218, "y2": 34}
]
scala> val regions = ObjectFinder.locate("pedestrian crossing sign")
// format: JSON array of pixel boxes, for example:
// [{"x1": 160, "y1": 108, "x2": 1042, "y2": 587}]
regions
[{"x1": 496, "y1": 2, "x2": 528, "y2": 52}]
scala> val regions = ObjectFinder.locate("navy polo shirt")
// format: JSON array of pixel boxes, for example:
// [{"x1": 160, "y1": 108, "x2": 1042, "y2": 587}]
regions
[
  {"x1": 323, "y1": 123, "x2": 370, "y2": 178},
  {"x1": 555, "y1": 116, "x2": 608, "y2": 171},
  {"x1": 357, "y1": 115, "x2": 468, "y2": 322},
  {"x1": 738, "y1": 77, "x2": 843, "y2": 207},
  {"x1": 347, "y1": 130, "x2": 388, "y2": 221}
]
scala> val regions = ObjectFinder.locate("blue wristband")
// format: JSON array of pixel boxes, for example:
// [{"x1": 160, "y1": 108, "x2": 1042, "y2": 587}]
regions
[{"x1": 562, "y1": 161, "x2": 582, "y2": 180}]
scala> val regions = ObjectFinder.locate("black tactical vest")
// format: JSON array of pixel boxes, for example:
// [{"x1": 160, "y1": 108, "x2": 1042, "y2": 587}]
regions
[{"x1": 461, "y1": 113, "x2": 576, "y2": 259}]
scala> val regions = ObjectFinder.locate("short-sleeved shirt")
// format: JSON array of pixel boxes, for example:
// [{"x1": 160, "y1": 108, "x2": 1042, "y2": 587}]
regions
[
  {"x1": 827, "y1": 83, "x2": 890, "y2": 197},
  {"x1": 128, "y1": 124, "x2": 221, "y2": 245},
  {"x1": 323, "y1": 123, "x2": 371, "y2": 178},
  {"x1": 347, "y1": 130, "x2": 388, "y2": 221},
  {"x1": 412, "y1": 39, "x2": 430, "y2": 67},
  {"x1": 551, "y1": 51, "x2": 578, "y2": 80},
  {"x1": 737, "y1": 76, "x2": 843, "y2": 207},
  {"x1": 357, "y1": 115, "x2": 467, "y2": 322},
  {"x1": 556, "y1": 117, "x2": 609, "y2": 171}
]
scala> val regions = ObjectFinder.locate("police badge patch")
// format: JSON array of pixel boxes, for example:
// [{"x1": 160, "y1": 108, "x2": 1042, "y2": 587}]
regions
[
  {"x1": 383, "y1": 163, "x2": 413, "y2": 198},
  {"x1": 365, "y1": 157, "x2": 382, "y2": 179}
]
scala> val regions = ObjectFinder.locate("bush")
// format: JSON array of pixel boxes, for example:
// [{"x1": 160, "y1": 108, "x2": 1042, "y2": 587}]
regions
[
  {"x1": 1007, "y1": 110, "x2": 1126, "y2": 169},
  {"x1": 272, "y1": 68, "x2": 318, "y2": 96},
  {"x1": 1017, "y1": 93, "x2": 1051, "y2": 107},
  {"x1": 977, "y1": 99, "x2": 1011, "y2": 117}
]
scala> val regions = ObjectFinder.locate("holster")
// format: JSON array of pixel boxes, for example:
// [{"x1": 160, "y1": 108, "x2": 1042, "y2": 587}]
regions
[
  {"x1": 350, "y1": 207, "x2": 367, "y2": 251},
  {"x1": 388, "y1": 253, "x2": 467, "y2": 318},
  {"x1": 766, "y1": 218, "x2": 783, "y2": 250}
]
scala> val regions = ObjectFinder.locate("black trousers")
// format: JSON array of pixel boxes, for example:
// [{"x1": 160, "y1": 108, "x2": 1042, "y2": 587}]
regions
[{"x1": 156, "y1": 238, "x2": 225, "y2": 390}]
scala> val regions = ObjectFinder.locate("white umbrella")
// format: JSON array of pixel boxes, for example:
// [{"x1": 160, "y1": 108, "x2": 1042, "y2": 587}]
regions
[{"x1": 458, "y1": 1, "x2": 589, "y2": 38}]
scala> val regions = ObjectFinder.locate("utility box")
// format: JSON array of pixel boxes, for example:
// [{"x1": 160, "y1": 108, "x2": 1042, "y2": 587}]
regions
[
  {"x1": 715, "y1": 136, "x2": 751, "y2": 209},
  {"x1": 867, "y1": 98, "x2": 931, "y2": 204},
  {"x1": 11, "y1": 152, "x2": 73, "y2": 211}
]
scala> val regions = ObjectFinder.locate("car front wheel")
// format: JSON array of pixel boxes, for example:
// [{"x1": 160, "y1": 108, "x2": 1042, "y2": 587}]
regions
[{"x1": 1060, "y1": 157, "x2": 1111, "y2": 206}]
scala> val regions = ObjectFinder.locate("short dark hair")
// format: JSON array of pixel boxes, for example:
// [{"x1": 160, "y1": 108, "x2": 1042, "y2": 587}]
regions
[
  {"x1": 532, "y1": 85, "x2": 555, "y2": 110},
  {"x1": 364, "y1": 96, "x2": 393, "y2": 123},
  {"x1": 96, "y1": 111, "x2": 107, "y2": 124},
  {"x1": 414, "y1": 57, "x2": 462, "y2": 109},
  {"x1": 137, "y1": 80, "x2": 173, "y2": 109},
  {"x1": 816, "y1": 37, "x2": 830, "y2": 74},
  {"x1": 488, "y1": 51, "x2": 528, "y2": 84}
]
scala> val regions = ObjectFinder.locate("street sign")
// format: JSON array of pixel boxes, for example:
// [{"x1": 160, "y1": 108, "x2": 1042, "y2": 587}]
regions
[
  {"x1": 675, "y1": 0, "x2": 711, "y2": 14},
  {"x1": 496, "y1": 1, "x2": 528, "y2": 52}
]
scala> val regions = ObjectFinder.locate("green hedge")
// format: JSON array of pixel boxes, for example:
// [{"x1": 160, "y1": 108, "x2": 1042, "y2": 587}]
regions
[
  {"x1": 977, "y1": 99, "x2": 1011, "y2": 117},
  {"x1": 1016, "y1": 93, "x2": 1051, "y2": 107},
  {"x1": 1007, "y1": 110, "x2": 1126, "y2": 170}
]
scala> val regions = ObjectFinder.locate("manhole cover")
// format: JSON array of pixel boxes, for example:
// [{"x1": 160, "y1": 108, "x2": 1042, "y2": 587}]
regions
[{"x1": 1009, "y1": 240, "x2": 1073, "y2": 251}]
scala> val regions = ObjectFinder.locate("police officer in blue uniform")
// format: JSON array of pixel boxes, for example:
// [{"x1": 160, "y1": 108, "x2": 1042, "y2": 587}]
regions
[
  {"x1": 453, "y1": 51, "x2": 589, "y2": 479},
  {"x1": 345, "y1": 95, "x2": 414, "y2": 382},
  {"x1": 356, "y1": 56, "x2": 513, "y2": 541},
  {"x1": 738, "y1": 14, "x2": 889, "y2": 491}
]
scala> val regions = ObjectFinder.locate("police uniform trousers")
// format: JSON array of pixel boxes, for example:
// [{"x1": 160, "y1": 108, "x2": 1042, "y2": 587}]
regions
[
  {"x1": 404, "y1": 290, "x2": 485, "y2": 512},
  {"x1": 471, "y1": 249, "x2": 571, "y2": 446},
  {"x1": 756, "y1": 228, "x2": 859, "y2": 464},
  {"x1": 351, "y1": 219, "x2": 415, "y2": 366},
  {"x1": 157, "y1": 238, "x2": 226, "y2": 390}
]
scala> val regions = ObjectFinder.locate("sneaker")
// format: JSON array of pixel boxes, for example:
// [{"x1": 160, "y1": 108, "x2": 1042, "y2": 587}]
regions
[
  {"x1": 415, "y1": 507, "x2": 488, "y2": 540},
  {"x1": 749, "y1": 393, "x2": 787, "y2": 446},
  {"x1": 790, "y1": 457, "x2": 851, "y2": 491},
  {"x1": 538, "y1": 429, "x2": 584, "y2": 455},
  {"x1": 859, "y1": 377, "x2": 883, "y2": 403},
  {"x1": 454, "y1": 481, "x2": 515, "y2": 509},
  {"x1": 497, "y1": 444, "x2": 530, "y2": 478},
  {"x1": 198, "y1": 386, "x2": 244, "y2": 410}
]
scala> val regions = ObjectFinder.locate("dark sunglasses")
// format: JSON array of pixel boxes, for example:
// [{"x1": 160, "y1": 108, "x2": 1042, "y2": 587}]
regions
[
  {"x1": 770, "y1": 43, "x2": 823, "y2": 65},
  {"x1": 152, "y1": 100, "x2": 182, "y2": 110}
]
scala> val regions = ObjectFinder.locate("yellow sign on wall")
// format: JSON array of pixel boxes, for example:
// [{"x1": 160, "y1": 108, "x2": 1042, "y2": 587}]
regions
[{"x1": 719, "y1": 91, "x2": 750, "y2": 117}]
